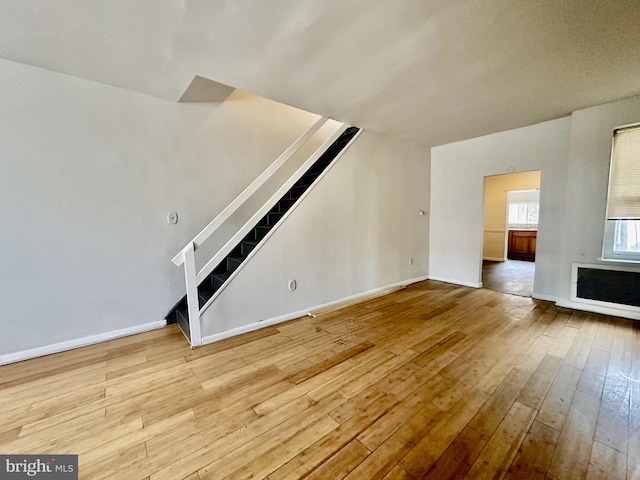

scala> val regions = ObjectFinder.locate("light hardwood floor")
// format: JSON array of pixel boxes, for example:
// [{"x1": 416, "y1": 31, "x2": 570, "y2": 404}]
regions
[{"x1": 1, "y1": 280, "x2": 639, "y2": 479}]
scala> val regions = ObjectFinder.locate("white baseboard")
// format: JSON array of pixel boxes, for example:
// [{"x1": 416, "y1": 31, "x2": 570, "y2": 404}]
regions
[
  {"x1": 555, "y1": 298, "x2": 640, "y2": 320},
  {"x1": 200, "y1": 274, "x2": 639, "y2": 348},
  {"x1": 201, "y1": 274, "x2": 430, "y2": 346},
  {"x1": 0, "y1": 320, "x2": 167, "y2": 366},
  {"x1": 483, "y1": 257, "x2": 505, "y2": 262},
  {"x1": 428, "y1": 275, "x2": 482, "y2": 289},
  {"x1": 304, "y1": 274, "x2": 430, "y2": 315},
  {"x1": 401, "y1": 274, "x2": 430, "y2": 285},
  {"x1": 531, "y1": 293, "x2": 558, "y2": 302}
]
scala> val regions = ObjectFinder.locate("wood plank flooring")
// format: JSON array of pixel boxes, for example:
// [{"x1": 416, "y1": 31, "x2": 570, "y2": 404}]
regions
[{"x1": 1, "y1": 280, "x2": 639, "y2": 479}]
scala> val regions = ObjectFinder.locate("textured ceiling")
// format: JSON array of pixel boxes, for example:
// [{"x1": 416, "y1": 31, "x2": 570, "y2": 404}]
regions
[{"x1": 1, "y1": 0, "x2": 639, "y2": 146}]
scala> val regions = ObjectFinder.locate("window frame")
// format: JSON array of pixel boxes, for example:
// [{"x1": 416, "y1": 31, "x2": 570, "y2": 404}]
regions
[
  {"x1": 602, "y1": 123, "x2": 640, "y2": 263},
  {"x1": 507, "y1": 189, "x2": 540, "y2": 231},
  {"x1": 507, "y1": 201, "x2": 539, "y2": 229},
  {"x1": 602, "y1": 219, "x2": 640, "y2": 262}
]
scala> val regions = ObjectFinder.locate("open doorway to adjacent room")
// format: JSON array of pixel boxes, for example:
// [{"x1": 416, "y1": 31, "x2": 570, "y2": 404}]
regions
[{"x1": 481, "y1": 170, "x2": 541, "y2": 297}]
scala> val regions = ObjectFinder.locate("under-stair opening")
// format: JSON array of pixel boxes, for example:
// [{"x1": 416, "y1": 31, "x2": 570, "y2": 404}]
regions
[{"x1": 167, "y1": 126, "x2": 360, "y2": 340}]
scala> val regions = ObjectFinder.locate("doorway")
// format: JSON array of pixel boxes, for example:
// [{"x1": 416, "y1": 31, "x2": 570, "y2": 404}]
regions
[
  {"x1": 482, "y1": 259, "x2": 534, "y2": 296},
  {"x1": 481, "y1": 171, "x2": 541, "y2": 297}
]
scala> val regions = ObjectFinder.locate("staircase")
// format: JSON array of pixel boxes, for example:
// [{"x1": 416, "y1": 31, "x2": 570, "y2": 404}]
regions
[{"x1": 167, "y1": 126, "x2": 360, "y2": 341}]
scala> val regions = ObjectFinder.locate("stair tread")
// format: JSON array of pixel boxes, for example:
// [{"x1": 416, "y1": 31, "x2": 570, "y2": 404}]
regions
[
  {"x1": 254, "y1": 225, "x2": 271, "y2": 241},
  {"x1": 262, "y1": 212, "x2": 285, "y2": 225},
  {"x1": 241, "y1": 239, "x2": 259, "y2": 256},
  {"x1": 277, "y1": 199, "x2": 296, "y2": 212},
  {"x1": 226, "y1": 255, "x2": 245, "y2": 272},
  {"x1": 211, "y1": 271, "x2": 231, "y2": 291},
  {"x1": 198, "y1": 291, "x2": 213, "y2": 301}
]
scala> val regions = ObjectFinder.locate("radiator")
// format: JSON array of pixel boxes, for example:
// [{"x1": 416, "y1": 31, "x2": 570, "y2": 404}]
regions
[{"x1": 571, "y1": 263, "x2": 640, "y2": 313}]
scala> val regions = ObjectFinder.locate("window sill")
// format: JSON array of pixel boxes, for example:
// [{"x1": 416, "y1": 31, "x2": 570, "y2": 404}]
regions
[{"x1": 596, "y1": 257, "x2": 640, "y2": 266}]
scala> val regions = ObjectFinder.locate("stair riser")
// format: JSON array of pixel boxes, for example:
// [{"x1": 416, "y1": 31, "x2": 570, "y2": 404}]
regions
[
  {"x1": 176, "y1": 309, "x2": 190, "y2": 339},
  {"x1": 212, "y1": 276, "x2": 226, "y2": 290},
  {"x1": 306, "y1": 162, "x2": 331, "y2": 175},
  {"x1": 199, "y1": 285, "x2": 217, "y2": 308},
  {"x1": 275, "y1": 200, "x2": 296, "y2": 213},
  {"x1": 255, "y1": 227, "x2": 271, "y2": 241},
  {"x1": 285, "y1": 187, "x2": 308, "y2": 200},
  {"x1": 295, "y1": 174, "x2": 319, "y2": 188},
  {"x1": 241, "y1": 242, "x2": 257, "y2": 256},
  {"x1": 265, "y1": 213, "x2": 284, "y2": 225},
  {"x1": 227, "y1": 258, "x2": 243, "y2": 272}
]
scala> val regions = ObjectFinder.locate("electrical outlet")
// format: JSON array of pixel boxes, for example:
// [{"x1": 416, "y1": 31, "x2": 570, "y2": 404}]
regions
[
  {"x1": 167, "y1": 211, "x2": 178, "y2": 224},
  {"x1": 288, "y1": 279, "x2": 297, "y2": 291}
]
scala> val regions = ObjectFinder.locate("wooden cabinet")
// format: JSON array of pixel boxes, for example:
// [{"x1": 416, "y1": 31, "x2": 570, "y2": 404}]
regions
[{"x1": 508, "y1": 230, "x2": 537, "y2": 261}]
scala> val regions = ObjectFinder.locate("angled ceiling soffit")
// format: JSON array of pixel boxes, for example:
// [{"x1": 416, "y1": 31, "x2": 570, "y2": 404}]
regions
[{"x1": 178, "y1": 75, "x2": 235, "y2": 102}]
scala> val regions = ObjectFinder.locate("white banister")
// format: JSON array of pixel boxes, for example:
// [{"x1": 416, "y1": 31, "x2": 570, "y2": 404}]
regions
[
  {"x1": 172, "y1": 115, "x2": 328, "y2": 266},
  {"x1": 197, "y1": 126, "x2": 363, "y2": 315},
  {"x1": 172, "y1": 119, "x2": 355, "y2": 348},
  {"x1": 183, "y1": 242, "x2": 202, "y2": 346},
  {"x1": 195, "y1": 123, "x2": 349, "y2": 285}
]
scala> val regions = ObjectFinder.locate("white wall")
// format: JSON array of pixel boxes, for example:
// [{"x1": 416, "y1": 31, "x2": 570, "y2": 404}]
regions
[
  {"x1": 557, "y1": 94, "x2": 640, "y2": 304},
  {"x1": 200, "y1": 130, "x2": 430, "y2": 337},
  {"x1": 0, "y1": 58, "x2": 321, "y2": 359},
  {"x1": 429, "y1": 117, "x2": 571, "y2": 297}
]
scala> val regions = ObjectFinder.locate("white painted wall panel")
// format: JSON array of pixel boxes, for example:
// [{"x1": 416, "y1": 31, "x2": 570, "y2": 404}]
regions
[
  {"x1": 429, "y1": 117, "x2": 571, "y2": 297},
  {"x1": 200, "y1": 130, "x2": 430, "y2": 337},
  {"x1": 0, "y1": 58, "x2": 319, "y2": 357},
  {"x1": 558, "y1": 95, "x2": 640, "y2": 301}
]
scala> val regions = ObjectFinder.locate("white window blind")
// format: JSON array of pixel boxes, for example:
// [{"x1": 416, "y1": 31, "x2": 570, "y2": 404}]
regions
[
  {"x1": 507, "y1": 190, "x2": 539, "y2": 229},
  {"x1": 607, "y1": 125, "x2": 640, "y2": 219}
]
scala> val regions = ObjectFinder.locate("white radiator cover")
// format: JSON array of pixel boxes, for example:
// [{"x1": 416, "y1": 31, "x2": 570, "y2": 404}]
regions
[{"x1": 569, "y1": 262, "x2": 640, "y2": 317}]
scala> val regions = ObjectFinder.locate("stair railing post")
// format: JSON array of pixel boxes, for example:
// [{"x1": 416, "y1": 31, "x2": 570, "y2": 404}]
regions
[{"x1": 183, "y1": 242, "x2": 203, "y2": 346}]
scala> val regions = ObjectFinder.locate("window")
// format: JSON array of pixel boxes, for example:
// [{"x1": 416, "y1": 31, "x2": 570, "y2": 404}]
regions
[
  {"x1": 603, "y1": 125, "x2": 640, "y2": 262},
  {"x1": 507, "y1": 190, "x2": 539, "y2": 229},
  {"x1": 508, "y1": 203, "x2": 539, "y2": 228},
  {"x1": 604, "y1": 218, "x2": 640, "y2": 261}
]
